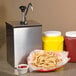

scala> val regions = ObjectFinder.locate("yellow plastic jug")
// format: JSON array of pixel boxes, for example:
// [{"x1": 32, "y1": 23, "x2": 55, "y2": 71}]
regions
[{"x1": 42, "y1": 31, "x2": 64, "y2": 52}]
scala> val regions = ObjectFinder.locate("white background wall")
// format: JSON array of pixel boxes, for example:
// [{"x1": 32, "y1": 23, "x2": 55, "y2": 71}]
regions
[{"x1": 1, "y1": 0, "x2": 76, "y2": 60}]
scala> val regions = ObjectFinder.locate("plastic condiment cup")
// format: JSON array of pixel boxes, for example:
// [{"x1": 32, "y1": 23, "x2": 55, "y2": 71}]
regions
[{"x1": 16, "y1": 64, "x2": 29, "y2": 75}]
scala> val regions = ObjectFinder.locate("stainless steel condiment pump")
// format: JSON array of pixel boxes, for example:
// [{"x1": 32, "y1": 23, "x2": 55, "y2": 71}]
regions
[{"x1": 6, "y1": 3, "x2": 42, "y2": 67}]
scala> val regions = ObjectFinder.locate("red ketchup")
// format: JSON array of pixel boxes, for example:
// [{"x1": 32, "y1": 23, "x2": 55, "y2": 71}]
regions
[
  {"x1": 64, "y1": 31, "x2": 76, "y2": 62},
  {"x1": 18, "y1": 65, "x2": 27, "y2": 68}
]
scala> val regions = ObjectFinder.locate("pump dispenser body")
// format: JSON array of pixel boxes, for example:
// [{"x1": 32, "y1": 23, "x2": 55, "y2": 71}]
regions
[{"x1": 6, "y1": 20, "x2": 42, "y2": 67}]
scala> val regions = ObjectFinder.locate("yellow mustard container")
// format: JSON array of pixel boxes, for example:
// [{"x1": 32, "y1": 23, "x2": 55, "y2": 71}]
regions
[{"x1": 42, "y1": 31, "x2": 64, "y2": 52}]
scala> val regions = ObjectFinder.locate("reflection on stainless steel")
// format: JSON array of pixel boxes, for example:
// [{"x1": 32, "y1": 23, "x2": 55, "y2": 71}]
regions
[{"x1": 14, "y1": 26, "x2": 42, "y2": 67}]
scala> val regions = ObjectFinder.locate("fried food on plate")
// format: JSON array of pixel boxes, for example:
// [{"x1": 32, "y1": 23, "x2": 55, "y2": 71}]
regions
[{"x1": 31, "y1": 51, "x2": 62, "y2": 70}]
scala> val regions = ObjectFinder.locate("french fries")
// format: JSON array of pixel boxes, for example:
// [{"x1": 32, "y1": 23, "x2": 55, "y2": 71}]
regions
[{"x1": 31, "y1": 51, "x2": 62, "y2": 70}]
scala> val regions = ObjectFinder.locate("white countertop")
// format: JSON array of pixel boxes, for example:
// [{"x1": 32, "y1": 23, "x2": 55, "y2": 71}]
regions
[{"x1": 0, "y1": 43, "x2": 76, "y2": 76}]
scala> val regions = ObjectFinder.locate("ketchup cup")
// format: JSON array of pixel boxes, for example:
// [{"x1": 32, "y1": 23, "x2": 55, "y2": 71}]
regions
[{"x1": 16, "y1": 64, "x2": 29, "y2": 75}]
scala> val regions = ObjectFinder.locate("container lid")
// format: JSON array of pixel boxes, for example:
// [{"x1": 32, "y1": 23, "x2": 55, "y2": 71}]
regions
[
  {"x1": 43, "y1": 31, "x2": 61, "y2": 37},
  {"x1": 6, "y1": 20, "x2": 42, "y2": 28},
  {"x1": 66, "y1": 31, "x2": 76, "y2": 37}
]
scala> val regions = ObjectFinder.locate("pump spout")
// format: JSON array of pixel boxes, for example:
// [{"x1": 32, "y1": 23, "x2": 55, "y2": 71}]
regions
[
  {"x1": 25, "y1": 3, "x2": 33, "y2": 17},
  {"x1": 24, "y1": 3, "x2": 33, "y2": 24}
]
